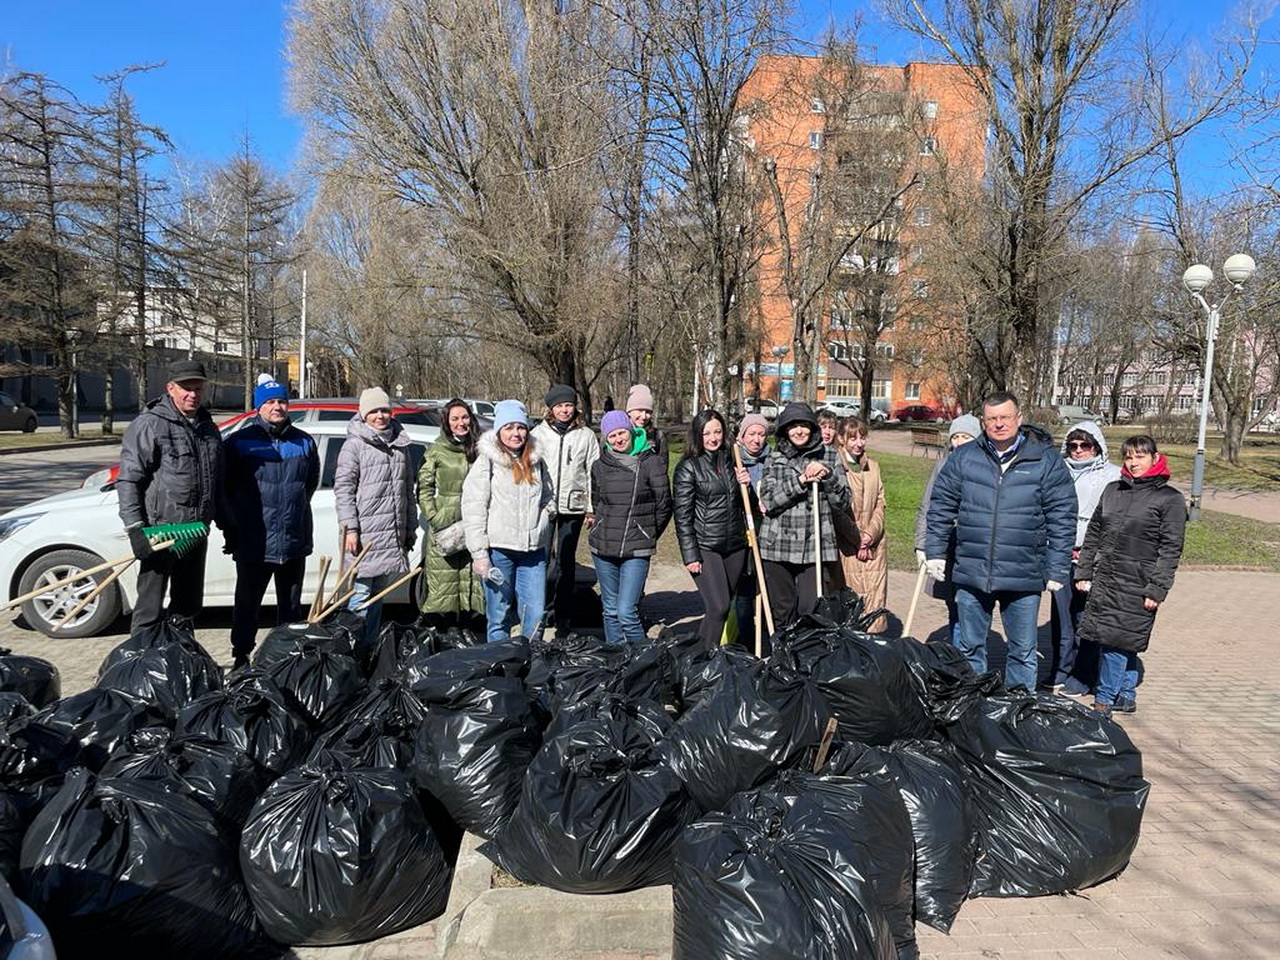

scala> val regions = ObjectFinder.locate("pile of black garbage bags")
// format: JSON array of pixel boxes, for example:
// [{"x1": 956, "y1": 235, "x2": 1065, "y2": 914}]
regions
[{"x1": 0, "y1": 587, "x2": 1150, "y2": 959}]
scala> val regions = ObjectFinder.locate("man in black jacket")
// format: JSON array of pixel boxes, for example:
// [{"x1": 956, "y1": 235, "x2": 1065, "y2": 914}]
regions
[{"x1": 117, "y1": 359, "x2": 227, "y2": 631}]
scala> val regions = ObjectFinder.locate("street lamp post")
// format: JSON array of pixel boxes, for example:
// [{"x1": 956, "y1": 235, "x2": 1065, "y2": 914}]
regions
[
  {"x1": 298, "y1": 268, "x2": 308, "y2": 399},
  {"x1": 1181, "y1": 253, "x2": 1256, "y2": 521}
]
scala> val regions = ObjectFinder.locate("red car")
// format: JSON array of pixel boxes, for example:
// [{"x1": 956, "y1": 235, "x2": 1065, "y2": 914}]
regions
[{"x1": 895, "y1": 403, "x2": 948, "y2": 423}]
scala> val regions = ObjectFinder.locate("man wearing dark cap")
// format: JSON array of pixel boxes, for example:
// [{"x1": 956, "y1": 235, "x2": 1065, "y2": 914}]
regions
[
  {"x1": 117, "y1": 358, "x2": 228, "y2": 631},
  {"x1": 532, "y1": 383, "x2": 599, "y2": 636},
  {"x1": 223, "y1": 376, "x2": 320, "y2": 668}
]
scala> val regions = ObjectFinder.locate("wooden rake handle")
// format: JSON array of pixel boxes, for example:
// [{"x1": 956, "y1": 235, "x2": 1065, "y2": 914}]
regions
[
  {"x1": 313, "y1": 587, "x2": 357, "y2": 623},
  {"x1": 308, "y1": 555, "x2": 332, "y2": 622},
  {"x1": 354, "y1": 562, "x2": 422, "y2": 612},
  {"x1": 733, "y1": 445, "x2": 775, "y2": 640},
  {"x1": 4, "y1": 538, "x2": 177, "y2": 613}
]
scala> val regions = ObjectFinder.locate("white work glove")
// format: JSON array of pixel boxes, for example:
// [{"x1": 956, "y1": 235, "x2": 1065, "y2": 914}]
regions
[
  {"x1": 471, "y1": 555, "x2": 491, "y2": 580},
  {"x1": 1045, "y1": 580, "x2": 1064, "y2": 593},
  {"x1": 924, "y1": 558, "x2": 947, "y2": 582},
  {"x1": 1076, "y1": 579, "x2": 1092, "y2": 593},
  {"x1": 915, "y1": 549, "x2": 926, "y2": 567}
]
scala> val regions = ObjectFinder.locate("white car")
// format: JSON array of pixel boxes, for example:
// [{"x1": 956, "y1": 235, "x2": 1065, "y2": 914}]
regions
[
  {"x1": 746, "y1": 398, "x2": 781, "y2": 422},
  {"x1": 820, "y1": 398, "x2": 888, "y2": 424},
  {"x1": 0, "y1": 415, "x2": 440, "y2": 639}
]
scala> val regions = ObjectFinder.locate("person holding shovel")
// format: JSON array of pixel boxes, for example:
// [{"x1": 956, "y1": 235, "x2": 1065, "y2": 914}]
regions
[
  {"x1": 335, "y1": 387, "x2": 419, "y2": 651},
  {"x1": 757, "y1": 402, "x2": 850, "y2": 630},
  {"x1": 673, "y1": 409, "x2": 749, "y2": 646}
]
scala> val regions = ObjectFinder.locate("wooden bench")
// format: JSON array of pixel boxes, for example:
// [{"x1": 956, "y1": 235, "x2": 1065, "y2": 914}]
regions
[{"x1": 910, "y1": 426, "x2": 946, "y2": 458}]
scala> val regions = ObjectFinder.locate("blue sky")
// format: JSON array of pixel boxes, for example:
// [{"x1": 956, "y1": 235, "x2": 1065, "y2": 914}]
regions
[{"x1": 2, "y1": 0, "x2": 1271, "y2": 187}]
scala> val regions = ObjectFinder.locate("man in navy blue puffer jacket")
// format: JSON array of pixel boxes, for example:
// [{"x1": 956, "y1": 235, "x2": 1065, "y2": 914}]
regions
[
  {"x1": 224, "y1": 377, "x2": 320, "y2": 667},
  {"x1": 924, "y1": 391, "x2": 1076, "y2": 691}
]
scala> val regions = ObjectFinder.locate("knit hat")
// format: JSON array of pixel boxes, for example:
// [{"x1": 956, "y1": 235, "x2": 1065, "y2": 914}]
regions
[
  {"x1": 601, "y1": 410, "x2": 631, "y2": 437},
  {"x1": 359, "y1": 386, "x2": 393, "y2": 418},
  {"x1": 254, "y1": 377, "x2": 288, "y2": 409},
  {"x1": 948, "y1": 414, "x2": 981, "y2": 441},
  {"x1": 493, "y1": 399, "x2": 529, "y2": 431},
  {"x1": 545, "y1": 383, "x2": 577, "y2": 408},
  {"x1": 625, "y1": 383, "x2": 654, "y2": 413},
  {"x1": 736, "y1": 413, "x2": 769, "y2": 442}
]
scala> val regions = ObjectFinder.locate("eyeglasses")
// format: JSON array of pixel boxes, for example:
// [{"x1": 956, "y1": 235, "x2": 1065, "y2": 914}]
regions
[
  {"x1": 1067, "y1": 441, "x2": 1095, "y2": 450},
  {"x1": 982, "y1": 415, "x2": 1018, "y2": 424}
]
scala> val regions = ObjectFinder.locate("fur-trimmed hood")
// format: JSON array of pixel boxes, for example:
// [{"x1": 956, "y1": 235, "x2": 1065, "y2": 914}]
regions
[{"x1": 476, "y1": 428, "x2": 545, "y2": 468}]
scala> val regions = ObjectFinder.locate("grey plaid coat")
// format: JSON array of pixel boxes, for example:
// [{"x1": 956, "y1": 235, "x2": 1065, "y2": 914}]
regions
[{"x1": 758, "y1": 441, "x2": 851, "y2": 564}]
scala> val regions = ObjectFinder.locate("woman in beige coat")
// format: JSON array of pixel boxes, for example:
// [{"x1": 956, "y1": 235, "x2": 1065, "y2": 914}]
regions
[{"x1": 833, "y1": 416, "x2": 888, "y2": 631}]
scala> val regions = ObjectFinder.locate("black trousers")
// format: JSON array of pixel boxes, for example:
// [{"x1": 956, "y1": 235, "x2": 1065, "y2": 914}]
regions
[
  {"x1": 230, "y1": 557, "x2": 307, "y2": 658},
  {"x1": 545, "y1": 513, "x2": 585, "y2": 630},
  {"x1": 131, "y1": 540, "x2": 209, "y2": 632},
  {"x1": 692, "y1": 548, "x2": 748, "y2": 645},
  {"x1": 762, "y1": 558, "x2": 833, "y2": 631}
]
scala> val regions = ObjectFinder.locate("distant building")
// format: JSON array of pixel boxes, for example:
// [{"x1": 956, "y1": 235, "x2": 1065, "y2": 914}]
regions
[{"x1": 738, "y1": 54, "x2": 986, "y2": 416}]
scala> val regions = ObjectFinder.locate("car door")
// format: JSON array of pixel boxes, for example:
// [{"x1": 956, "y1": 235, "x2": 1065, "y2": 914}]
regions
[{"x1": 0, "y1": 392, "x2": 15, "y2": 430}]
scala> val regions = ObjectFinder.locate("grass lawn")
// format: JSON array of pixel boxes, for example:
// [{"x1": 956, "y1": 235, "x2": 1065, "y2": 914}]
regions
[{"x1": 1088, "y1": 426, "x2": 1280, "y2": 493}]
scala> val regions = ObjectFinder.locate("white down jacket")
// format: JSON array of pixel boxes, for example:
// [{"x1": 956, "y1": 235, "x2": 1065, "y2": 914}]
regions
[
  {"x1": 462, "y1": 431, "x2": 555, "y2": 559},
  {"x1": 531, "y1": 419, "x2": 600, "y2": 515}
]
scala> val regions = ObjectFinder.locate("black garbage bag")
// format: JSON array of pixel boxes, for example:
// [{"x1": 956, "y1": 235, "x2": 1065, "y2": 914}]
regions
[
  {"x1": 542, "y1": 691, "x2": 671, "y2": 742},
  {"x1": 482, "y1": 699, "x2": 695, "y2": 893},
  {"x1": 367, "y1": 618, "x2": 481, "y2": 682},
  {"x1": 128, "y1": 613, "x2": 197, "y2": 647},
  {"x1": 253, "y1": 621, "x2": 357, "y2": 674},
  {"x1": 402, "y1": 637, "x2": 530, "y2": 699},
  {"x1": 671, "y1": 641, "x2": 756, "y2": 714},
  {"x1": 258, "y1": 641, "x2": 364, "y2": 729},
  {"x1": 812, "y1": 588, "x2": 891, "y2": 633},
  {"x1": 95, "y1": 642, "x2": 223, "y2": 722},
  {"x1": 661, "y1": 658, "x2": 833, "y2": 812},
  {"x1": 946, "y1": 692, "x2": 1149, "y2": 897},
  {"x1": 0, "y1": 649, "x2": 60, "y2": 707},
  {"x1": 0, "y1": 785, "x2": 21, "y2": 882},
  {"x1": 26, "y1": 688, "x2": 164, "y2": 772},
  {"x1": 176, "y1": 673, "x2": 313, "y2": 776},
  {"x1": 771, "y1": 616, "x2": 934, "y2": 746},
  {"x1": 529, "y1": 635, "x2": 679, "y2": 718},
  {"x1": 672, "y1": 789, "x2": 896, "y2": 960},
  {"x1": 412, "y1": 670, "x2": 542, "y2": 839},
  {"x1": 0, "y1": 691, "x2": 34, "y2": 726},
  {"x1": 880, "y1": 739, "x2": 978, "y2": 933},
  {"x1": 0, "y1": 709, "x2": 81, "y2": 820},
  {"x1": 20, "y1": 768, "x2": 275, "y2": 959},
  {"x1": 793, "y1": 743, "x2": 918, "y2": 959},
  {"x1": 101, "y1": 726, "x2": 270, "y2": 829},
  {"x1": 897, "y1": 639, "x2": 1002, "y2": 724},
  {"x1": 307, "y1": 676, "x2": 426, "y2": 768},
  {"x1": 239, "y1": 758, "x2": 451, "y2": 946}
]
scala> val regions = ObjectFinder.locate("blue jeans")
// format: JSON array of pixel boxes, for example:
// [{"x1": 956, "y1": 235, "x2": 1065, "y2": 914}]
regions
[
  {"x1": 593, "y1": 554, "x2": 650, "y2": 646},
  {"x1": 1049, "y1": 581, "x2": 1091, "y2": 686},
  {"x1": 1095, "y1": 645, "x2": 1140, "y2": 706},
  {"x1": 484, "y1": 548, "x2": 546, "y2": 644},
  {"x1": 348, "y1": 572, "x2": 399, "y2": 653},
  {"x1": 954, "y1": 586, "x2": 1041, "y2": 692}
]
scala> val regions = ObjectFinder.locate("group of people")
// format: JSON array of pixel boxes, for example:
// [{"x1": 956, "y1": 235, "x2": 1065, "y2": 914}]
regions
[
  {"x1": 118, "y1": 363, "x2": 1186, "y2": 716},
  {"x1": 916, "y1": 392, "x2": 1187, "y2": 717}
]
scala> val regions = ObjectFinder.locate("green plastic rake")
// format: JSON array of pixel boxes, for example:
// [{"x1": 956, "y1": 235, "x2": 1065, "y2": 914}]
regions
[{"x1": 142, "y1": 521, "x2": 210, "y2": 558}]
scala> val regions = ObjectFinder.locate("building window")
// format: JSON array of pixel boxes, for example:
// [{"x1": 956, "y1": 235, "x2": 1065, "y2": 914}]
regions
[
  {"x1": 875, "y1": 343, "x2": 895, "y2": 358},
  {"x1": 216, "y1": 340, "x2": 230, "y2": 354},
  {"x1": 912, "y1": 243, "x2": 925, "y2": 264},
  {"x1": 906, "y1": 381, "x2": 922, "y2": 400},
  {"x1": 809, "y1": 131, "x2": 823, "y2": 150},
  {"x1": 914, "y1": 206, "x2": 932, "y2": 227},
  {"x1": 919, "y1": 136, "x2": 937, "y2": 156},
  {"x1": 152, "y1": 338, "x2": 167, "y2": 349},
  {"x1": 811, "y1": 98, "x2": 825, "y2": 114},
  {"x1": 872, "y1": 379, "x2": 892, "y2": 400},
  {"x1": 921, "y1": 100, "x2": 938, "y2": 119},
  {"x1": 911, "y1": 279, "x2": 929, "y2": 299}
]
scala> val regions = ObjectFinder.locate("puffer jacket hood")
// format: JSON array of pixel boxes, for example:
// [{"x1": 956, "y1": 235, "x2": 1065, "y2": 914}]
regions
[
  {"x1": 1060, "y1": 420, "x2": 1109, "y2": 459},
  {"x1": 1060, "y1": 420, "x2": 1121, "y2": 547},
  {"x1": 461, "y1": 430, "x2": 555, "y2": 556}
]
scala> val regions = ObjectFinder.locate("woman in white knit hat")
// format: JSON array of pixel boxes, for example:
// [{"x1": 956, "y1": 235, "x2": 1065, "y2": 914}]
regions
[{"x1": 461, "y1": 399, "x2": 555, "y2": 643}]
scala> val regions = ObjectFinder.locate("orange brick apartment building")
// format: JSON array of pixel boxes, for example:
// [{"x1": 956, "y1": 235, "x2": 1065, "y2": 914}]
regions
[{"x1": 739, "y1": 54, "x2": 986, "y2": 416}]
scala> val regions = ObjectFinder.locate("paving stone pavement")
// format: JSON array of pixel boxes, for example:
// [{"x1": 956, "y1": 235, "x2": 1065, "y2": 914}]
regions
[{"x1": 1, "y1": 566, "x2": 1276, "y2": 959}]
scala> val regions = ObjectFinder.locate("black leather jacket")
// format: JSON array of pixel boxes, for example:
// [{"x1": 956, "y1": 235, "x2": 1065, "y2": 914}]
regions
[{"x1": 672, "y1": 449, "x2": 747, "y2": 564}]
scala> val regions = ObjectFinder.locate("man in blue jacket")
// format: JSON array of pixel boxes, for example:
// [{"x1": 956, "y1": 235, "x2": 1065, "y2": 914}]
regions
[
  {"x1": 924, "y1": 391, "x2": 1077, "y2": 691},
  {"x1": 224, "y1": 377, "x2": 320, "y2": 668}
]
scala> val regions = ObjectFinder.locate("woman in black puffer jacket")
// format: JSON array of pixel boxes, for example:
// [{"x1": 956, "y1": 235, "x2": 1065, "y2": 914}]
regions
[
  {"x1": 589, "y1": 410, "x2": 672, "y2": 645},
  {"x1": 673, "y1": 409, "x2": 749, "y2": 645},
  {"x1": 1076, "y1": 434, "x2": 1186, "y2": 716}
]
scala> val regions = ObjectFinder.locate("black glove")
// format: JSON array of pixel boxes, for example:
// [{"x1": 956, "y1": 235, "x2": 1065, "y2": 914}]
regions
[
  {"x1": 127, "y1": 526, "x2": 154, "y2": 561},
  {"x1": 222, "y1": 527, "x2": 239, "y2": 556}
]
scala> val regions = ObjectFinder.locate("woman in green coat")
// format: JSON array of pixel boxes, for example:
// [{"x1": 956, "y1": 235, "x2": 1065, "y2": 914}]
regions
[{"x1": 417, "y1": 399, "x2": 486, "y2": 630}]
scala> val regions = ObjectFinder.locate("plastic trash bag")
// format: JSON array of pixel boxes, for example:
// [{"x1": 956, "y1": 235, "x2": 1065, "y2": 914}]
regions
[
  {"x1": 946, "y1": 692, "x2": 1149, "y2": 897},
  {"x1": 101, "y1": 726, "x2": 270, "y2": 829},
  {"x1": 176, "y1": 672, "x2": 313, "y2": 776},
  {"x1": 896, "y1": 639, "x2": 1002, "y2": 725},
  {"x1": 259, "y1": 641, "x2": 364, "y2": 730},
  {"x1": 0, "y1": 709, "x2": 81, "y2": 820},
  {"x1": 307, "y1": 676, "x2": 427, "y2": 769},
  {"x1": 95, "y1": 643, "x2": 223, "y2": 722},
  {"x1": 253, "y1": 621, "x2": 356, "y2": 674},
  {"x1": 367, "y1": 618, "x2": 481, "y2": 682},
  {"x1": 673, "y1": 789, "x2": 896, "y2": 960},
  {"x1": 26, "y1": 688, "x2": 163, "y2": 772},
  {"x1": 239, "y1": 757, "x2": 451, "y2": 946},
  {"x1": 880, "y1": 739, "x2": 977, "y2": 933},
  {"x1": 671, "y1": 641, "x2": 757, "y2": 714},
  {"x1": 771, "y1": 617, "x2": 934, "y2": 746},
  {"x1": 20, "y1": 768, "x2": 274, "y2": 959},
  {"x1": 402, "y1": 638, "x2": 530, "y2": 699},
  {"x1": 482, "y1": 699, "x2": 695, "y2": 893},
  {"x1": 0, "y1": 649, "x2": 60, "y2": 708},
  {"x1": 661, "y1": 658, "x2": 833, "y2": 812},
  {"x1": 0, "y1": 786, "x2": 21, "y2": 882}
]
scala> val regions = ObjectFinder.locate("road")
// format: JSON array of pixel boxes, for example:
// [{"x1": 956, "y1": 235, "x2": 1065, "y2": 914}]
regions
[{"x1": 0, "y1": 445, "x2": 121, "y2": 514}]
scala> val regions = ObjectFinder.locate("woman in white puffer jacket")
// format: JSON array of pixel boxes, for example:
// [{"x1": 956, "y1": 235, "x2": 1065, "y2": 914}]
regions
[{"x1": 461, "y1": 400, "x2": 555, "y2": 643}]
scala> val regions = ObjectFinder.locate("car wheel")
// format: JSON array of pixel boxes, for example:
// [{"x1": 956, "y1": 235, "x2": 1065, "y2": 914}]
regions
[
  {"x1": 17, "y1": 549, "x2": 122, "y2": 639},
  {"x1": 22, "y1": 416, "x2": 37, "y2": 434}
]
